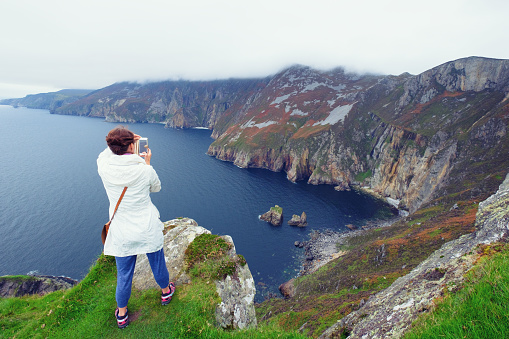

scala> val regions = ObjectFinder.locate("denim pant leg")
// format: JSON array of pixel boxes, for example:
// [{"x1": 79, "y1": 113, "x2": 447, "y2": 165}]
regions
[
  {"x1": 146, "y1": 248, "x2": 170, "y2": 289},
  {"x1": 115, "y1": 255, "x2": 137, "y2": 308}
]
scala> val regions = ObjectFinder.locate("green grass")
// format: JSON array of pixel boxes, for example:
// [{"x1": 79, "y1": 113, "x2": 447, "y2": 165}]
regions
[
  {"x1": 271, "y1": 205, "x2": 283, "y2": 214},
  {"x1": 185, "y1": 233, "x2": 232, "y2": 269},
  {"x1": 0, "y1": 254, "x2": 305, "y2": 339},
  {"x1": 354, "y1": 170, "x2": 372, "y2": 183},
  {"x1": 404, "y1": 243, "x2": 509, "y2": 338},
  {"x1": 185, "y1": 233, "x2": 247, "y2": 280}
]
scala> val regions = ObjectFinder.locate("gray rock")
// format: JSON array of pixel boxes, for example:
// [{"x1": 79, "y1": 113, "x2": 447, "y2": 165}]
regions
[
  {"x1": 279, "y1": 278, "x2": 296, "y2": 299},
  {"x1": 214, "y1": 235, "x2": 257, "y2": 329},
  {"x1": 0, "y1": 275, "x2": 78, "y2": 298},
  {"x1": 288, "y1": 212, "x2": 308, "y2": 227},
  {"x1": 133, "y1": 218, "x2": 209, "y2": 289},
  {"x1": 132, "y1": 218, "x2": 257, "y2": 330}
]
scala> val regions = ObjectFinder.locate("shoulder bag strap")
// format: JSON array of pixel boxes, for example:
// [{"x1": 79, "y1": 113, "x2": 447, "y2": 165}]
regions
[{"x1": 110, "y1": 186, "x2": 128, "y2": 223}]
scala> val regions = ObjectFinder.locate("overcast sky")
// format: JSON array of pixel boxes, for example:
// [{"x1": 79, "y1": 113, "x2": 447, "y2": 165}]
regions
[{"x1": 1, "y1": 0, "x2": 507, "y2": 99}]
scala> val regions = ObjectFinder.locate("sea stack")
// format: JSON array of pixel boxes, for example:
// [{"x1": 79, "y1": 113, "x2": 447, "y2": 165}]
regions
[
  {"x1": 288, "y1": 212, "x2": 308, "y2": 227},
  {"x1": 260, "y1": 205, "x2": 283, "y2": 226}
]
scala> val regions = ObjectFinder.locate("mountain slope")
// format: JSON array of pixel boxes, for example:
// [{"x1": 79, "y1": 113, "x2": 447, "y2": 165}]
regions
[
  {"x1": 3, "y1": 57, "x2": 507, "y2": 214},
  {"x1": 208, "y1": 57, "x2": 509, "y2": 212},
  {"x1": 53, "y1": 79, "x2": 270, "y2": 128}
]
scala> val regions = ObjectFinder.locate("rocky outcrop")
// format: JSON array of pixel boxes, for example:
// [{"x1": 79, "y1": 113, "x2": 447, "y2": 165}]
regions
[
  {"x1": 132, "y1": 218, "x2": 257, "y2": 330},
  {"x1": 0, "y1": 275, "x2": 78, "y2": 298},
  {"x1": 397, "y1": 57, "x2": 509, "y2": 109},
  {"x1": 260, "y1": 205, "x2": 283, "y2": 226},
  {"x1": 133, "y1": 218, "x2": 205, "y2": 289},
  {"x1": 320, "y1": 173, "x2": 509, "y2": 339},
  {"x1": 214, "y1": 235, "x2": 257, "y2": 329},
  {"x1": 288, "y1": 212, "x2": 307, "y2": 227}
]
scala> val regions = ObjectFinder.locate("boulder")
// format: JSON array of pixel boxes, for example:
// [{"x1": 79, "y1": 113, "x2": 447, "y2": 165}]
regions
[
  {"x1": 260, "y1": 205, "x2": 283, "y2": 226},
  {"x1": 288, "y1": 212, "x2": 308, "y2": 227},
  {"x1": 346, "y1": 224, "x2": 357, "y2": 231},
  {"x1": 133, "y1": 218, "x2": 257, "y2": 330},
  {"x1": 279, "y1": 278, "x2": 296, "y2": 299}
]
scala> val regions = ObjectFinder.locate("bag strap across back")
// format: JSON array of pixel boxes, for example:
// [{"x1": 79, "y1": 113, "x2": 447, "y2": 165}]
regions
[{"x1": 110, "y1": 187, "x2": 128, "y2": 223}]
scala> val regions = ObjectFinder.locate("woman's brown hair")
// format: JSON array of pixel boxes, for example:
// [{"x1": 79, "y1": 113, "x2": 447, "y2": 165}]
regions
[{"x1": 106, "y1": 126, "x2": 135, "y2": 155}]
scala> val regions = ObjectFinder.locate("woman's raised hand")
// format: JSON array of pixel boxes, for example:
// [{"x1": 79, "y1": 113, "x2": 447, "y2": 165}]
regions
[{"x1": 142, "y1": 147, "x2": 152, "y2": 165}]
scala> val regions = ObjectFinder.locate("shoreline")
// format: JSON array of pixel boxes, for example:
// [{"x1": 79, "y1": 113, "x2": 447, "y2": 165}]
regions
[{"x1": 296, "y1": 216, "x2": 402, "y2": 276}]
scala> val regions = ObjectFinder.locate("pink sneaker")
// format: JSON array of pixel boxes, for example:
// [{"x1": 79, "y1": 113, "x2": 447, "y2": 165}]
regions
[
  {"x1": 115, "y1": 308, "x2": 129, "y2": 329},
  {"x1": 161, "y1": 282, "x2": 176, "y2": 305}
]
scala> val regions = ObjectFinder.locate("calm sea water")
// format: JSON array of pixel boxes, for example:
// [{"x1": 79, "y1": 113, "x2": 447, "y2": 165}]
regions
[{"x1": 0, "y1": 105, "x2": 388, "y2": 300}]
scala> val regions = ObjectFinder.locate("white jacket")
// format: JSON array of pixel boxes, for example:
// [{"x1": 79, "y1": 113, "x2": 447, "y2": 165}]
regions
[{"x1": 97, "y1": 148, "x2": 164, "y2": 257}]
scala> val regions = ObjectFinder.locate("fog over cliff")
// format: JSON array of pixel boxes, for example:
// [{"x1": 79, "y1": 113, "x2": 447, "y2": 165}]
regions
[{"x1": 6, "y1": 56, "x2": 507, "y2": 214}]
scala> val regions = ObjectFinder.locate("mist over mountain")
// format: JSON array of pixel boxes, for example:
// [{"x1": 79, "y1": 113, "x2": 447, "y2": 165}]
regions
[{"x1": 4, "y1": 56, "x2": 508, "y2": 215}]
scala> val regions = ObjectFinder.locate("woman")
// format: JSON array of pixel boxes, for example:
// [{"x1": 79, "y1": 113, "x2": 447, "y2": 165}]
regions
[{"x1": 97, "y1": 126, "x2": 175, "y2": 329}]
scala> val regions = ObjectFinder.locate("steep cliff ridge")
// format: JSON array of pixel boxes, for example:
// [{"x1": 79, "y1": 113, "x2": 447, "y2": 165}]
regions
[
  {"x1": 209, "y1": 57, "x2": 509, "y2": 212},
  {"x1": 53, "y1": 79, "x2": 269, "y2": 128},
  {"x1": 3, "y1": 57, "x2": 508, "y2": 213},
  {"x1": 208, "y1": 65, "x2": 384, "y2": 181},
  {"x1": 0, "y1": 89, "x2": 93, "y2": 111}
]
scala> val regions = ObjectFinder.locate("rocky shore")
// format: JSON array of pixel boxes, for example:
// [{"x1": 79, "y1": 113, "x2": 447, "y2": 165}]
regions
[
  {"x1": 0, "y1": 275, "x2": 78, "y2": 298},
  {"x1": 296, "y1": 217, "x2": 402, "y2": 275}
]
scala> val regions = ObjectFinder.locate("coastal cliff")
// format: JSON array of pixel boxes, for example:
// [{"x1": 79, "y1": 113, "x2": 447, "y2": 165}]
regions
[
  {"x1": 3, "y1": 57, "x2": 508, "y2": 213},
  {"x1": 208, "y1": 57, "x2": 509, "y2": 212},
  {"x1": 51, "y1": 79, "x2": 269, "y2": 128}
]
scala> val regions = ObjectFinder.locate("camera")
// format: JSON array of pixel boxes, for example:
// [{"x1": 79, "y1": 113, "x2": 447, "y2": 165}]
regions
[{"x1": 134, "y1": 137, "x2": 149, "y2": 155}]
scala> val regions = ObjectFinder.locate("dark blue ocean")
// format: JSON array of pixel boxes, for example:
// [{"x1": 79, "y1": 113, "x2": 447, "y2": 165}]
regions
[{"x1": 0, "y1": 105, "x2": 389, "y2": 300}]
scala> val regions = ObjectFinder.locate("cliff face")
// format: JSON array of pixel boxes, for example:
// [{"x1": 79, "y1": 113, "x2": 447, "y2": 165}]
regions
[
  {"x1": 53, "y1": 79, "x2": 269, "y2": 128},
  {"x1": 4, "y1": 57, "x2": 509, "y2": 212},
  {"x1": 208, "y1": 57, "x2": 509, "y2": 212},
  {"x1": 0, "y1": 89, "x2": 93, "y2": 111}
]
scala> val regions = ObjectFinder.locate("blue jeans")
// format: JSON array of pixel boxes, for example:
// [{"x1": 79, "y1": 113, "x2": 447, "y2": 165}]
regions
[{"x1": 115, "y1": 248, "x2": 170, "y2": 308}]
